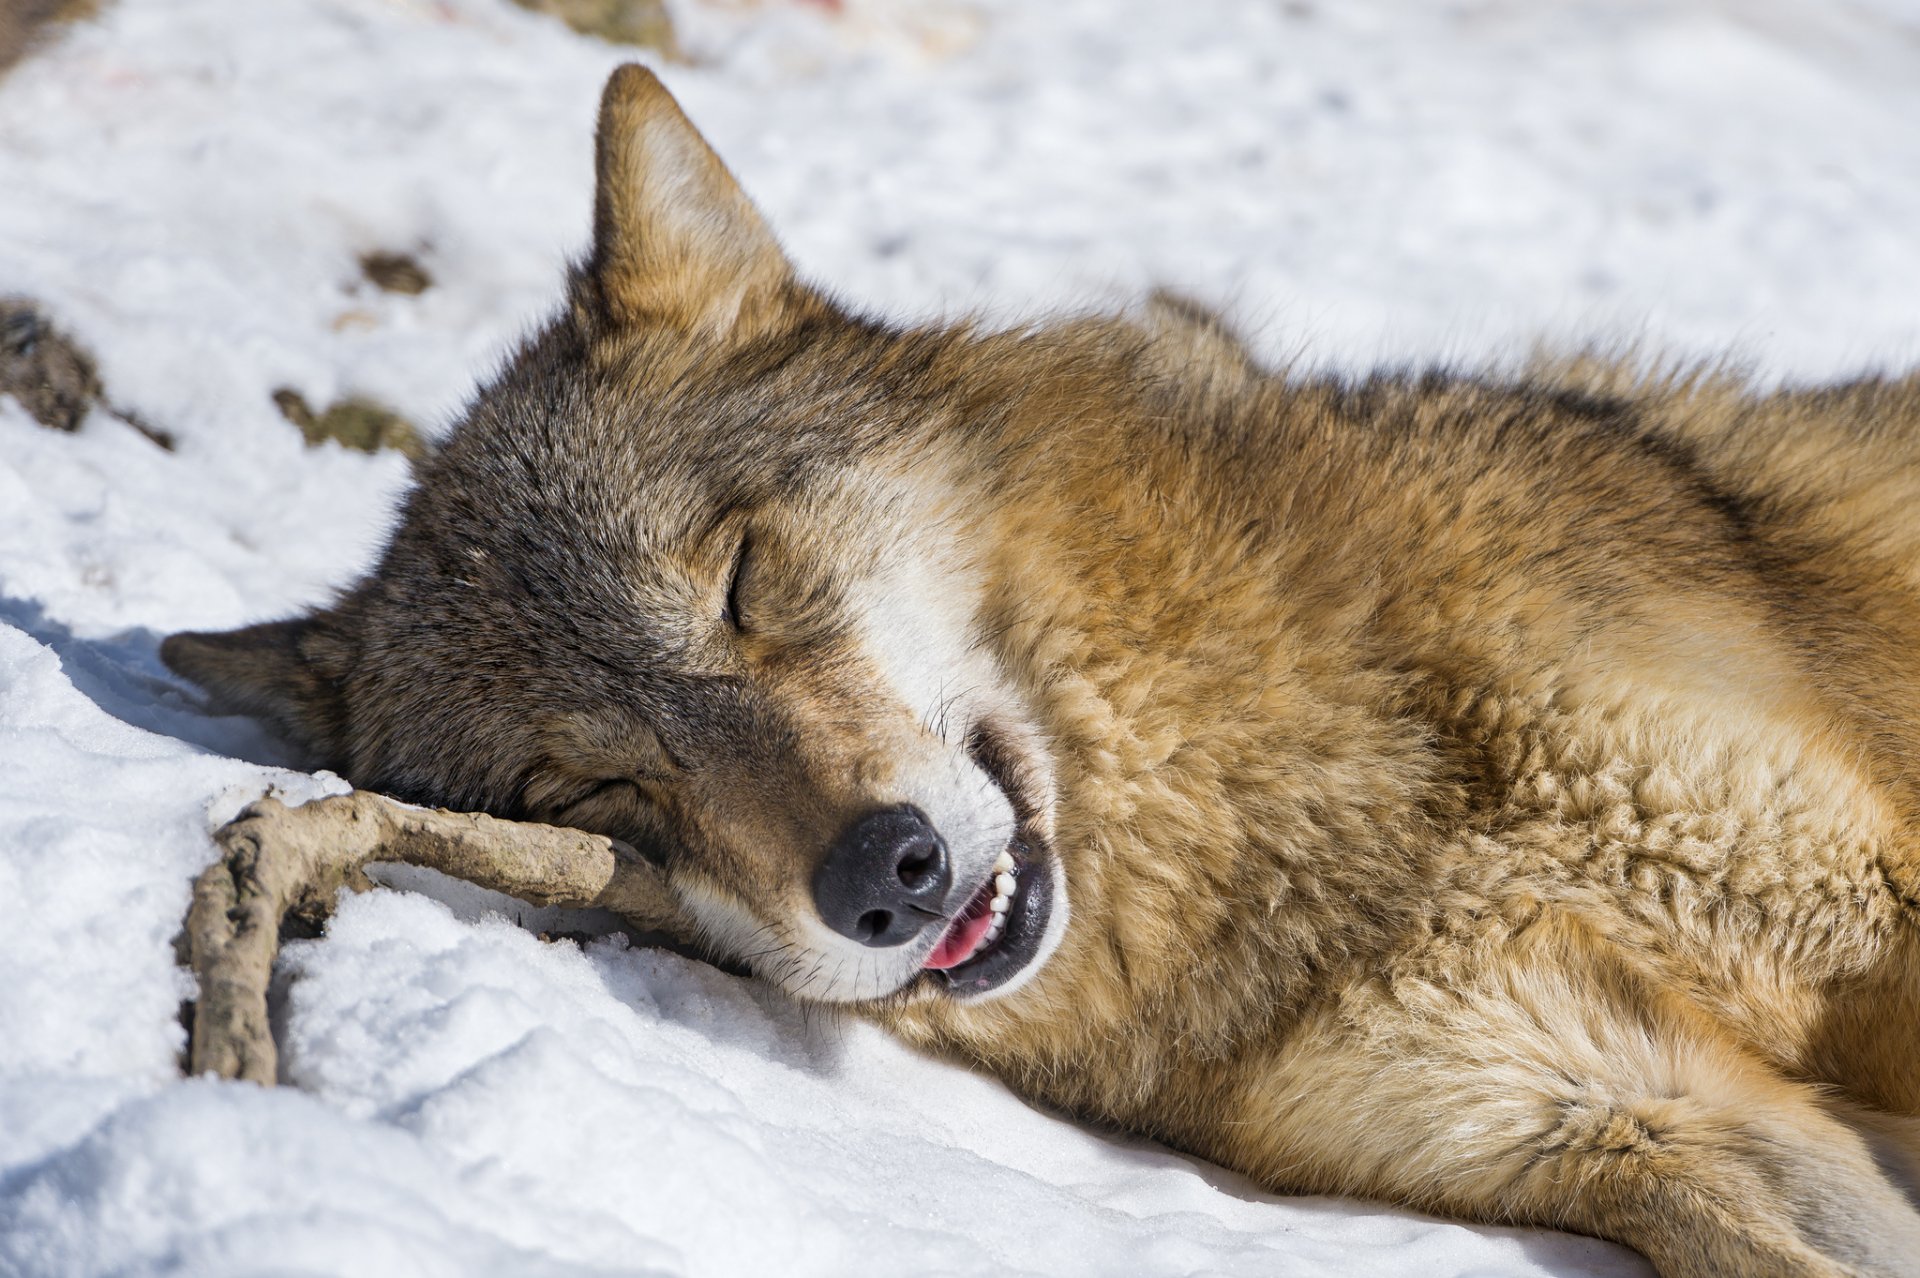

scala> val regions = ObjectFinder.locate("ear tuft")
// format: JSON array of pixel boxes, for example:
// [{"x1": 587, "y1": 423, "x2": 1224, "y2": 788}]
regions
[
  {"x1": 589, "y1": 64, "x2": 799, "y2": 339},
  {"x1": 162, "y1": 616, "x2": 354, "y2": 764}
]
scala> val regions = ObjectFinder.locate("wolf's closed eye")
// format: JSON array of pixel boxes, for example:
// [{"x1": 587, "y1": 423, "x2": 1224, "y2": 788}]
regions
[
  {"x1": 568, "y1": 776, "x2": 646, "y2": 812},
  {"x1": 548, "y1": 776, "x2": 676, "y2": 867},
  {"x1": 520, "y1": 772, "x2": 648, "y2": 827},
  {"x1": 722, "y1": 532, "x2": 752, "y2": 633}
]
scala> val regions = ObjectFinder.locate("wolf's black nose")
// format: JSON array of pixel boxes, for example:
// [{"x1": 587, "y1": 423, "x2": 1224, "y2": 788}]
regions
[{"x1": 813, "y1": 806, "x2": 952, "y2": 947}]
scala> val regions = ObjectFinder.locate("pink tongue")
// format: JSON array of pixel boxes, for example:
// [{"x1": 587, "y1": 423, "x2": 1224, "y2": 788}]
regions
[{"x1": 923, "y1": 884, "x2": 997, "y2": 970}]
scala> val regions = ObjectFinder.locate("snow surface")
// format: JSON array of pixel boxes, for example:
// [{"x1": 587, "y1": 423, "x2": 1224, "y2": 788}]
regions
[{"x1": 4, "y1": 0, "x2": 1918, "y2": 1273}]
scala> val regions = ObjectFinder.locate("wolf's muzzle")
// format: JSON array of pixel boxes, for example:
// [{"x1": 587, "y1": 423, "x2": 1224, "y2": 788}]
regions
[{"x1": 812, "y1": 806, "x2": 953, "y2": 946}]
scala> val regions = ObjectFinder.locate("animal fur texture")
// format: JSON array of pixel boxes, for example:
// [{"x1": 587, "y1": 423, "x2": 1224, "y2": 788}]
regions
[{"x1": 163, "y1": 66, "x2": 1920, "y2": 1277}]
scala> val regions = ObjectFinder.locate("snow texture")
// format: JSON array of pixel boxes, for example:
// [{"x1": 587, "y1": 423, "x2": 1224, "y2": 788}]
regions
[{"x1": 3, "y1": 0, "x2": 1917, "y2": 1272}]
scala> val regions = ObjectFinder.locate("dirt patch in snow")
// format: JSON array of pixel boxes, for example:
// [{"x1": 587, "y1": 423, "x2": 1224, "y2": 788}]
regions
[
  {"x1": 0, "y1": 296, "x2": 173, "y2": 448},
  {"x1": 0, "y1": 0, "x2": 100, "y2": 77},
  {"x1": 358, "y1": 250, "x2": 434, "y2": 297},
  {"x1": 507, "y1": 0, "x2": 678, "y2": 57},
  {"x1": 273, "y1": 387, "x2": 427, "y2": 461}
]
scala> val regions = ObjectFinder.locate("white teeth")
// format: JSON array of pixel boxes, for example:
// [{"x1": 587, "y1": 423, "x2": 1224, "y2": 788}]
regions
[{"x1": 957, "y1": 853, "x2": 1020, "y2": 964}]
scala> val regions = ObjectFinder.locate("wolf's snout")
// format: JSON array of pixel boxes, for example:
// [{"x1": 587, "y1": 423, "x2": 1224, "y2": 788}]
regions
[{"x1": 812, "y1": 807, "x2": 952, "y2": 947}]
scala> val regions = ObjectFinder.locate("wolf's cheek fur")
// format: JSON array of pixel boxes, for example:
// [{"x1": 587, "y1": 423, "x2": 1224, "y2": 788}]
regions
[{"x1": 841, "y1": 532, "x2": 1024, "y2": 871}]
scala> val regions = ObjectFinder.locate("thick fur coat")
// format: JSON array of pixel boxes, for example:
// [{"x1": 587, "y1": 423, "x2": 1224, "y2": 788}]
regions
[{"x1": 165, "y1": 67, "x2": 1920, "y2": 1277}]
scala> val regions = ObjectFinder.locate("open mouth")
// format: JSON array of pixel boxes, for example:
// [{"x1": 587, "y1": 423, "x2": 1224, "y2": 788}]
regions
[
  {"x1": 919, "y1": 834, "x2": 1053, "y2": 997},
  {"x1": 923, "y1": 844, "x2": 1020, "y2": 970},
  {"x1": 915, "y1": 725, "x2": 1059, "y2": 999}
]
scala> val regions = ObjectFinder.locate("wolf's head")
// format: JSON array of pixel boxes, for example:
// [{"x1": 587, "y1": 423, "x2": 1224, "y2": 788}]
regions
[{"x1": 164, "y1": 67, "x2": 1068, "y2": 1007}]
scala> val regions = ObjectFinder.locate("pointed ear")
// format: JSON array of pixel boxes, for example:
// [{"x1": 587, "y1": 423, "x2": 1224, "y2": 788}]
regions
[
  {"x1": 161, "y1": 615, "x2": 355, "y2": 763},
  {"x1": 588, "y1": 64, "x2": 799, "y2": 339}
]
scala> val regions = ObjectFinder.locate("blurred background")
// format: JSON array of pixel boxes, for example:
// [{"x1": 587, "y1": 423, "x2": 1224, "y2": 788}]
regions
[{"x1": 0, "y1": 4, "x2": 1915, "y2": 1275}]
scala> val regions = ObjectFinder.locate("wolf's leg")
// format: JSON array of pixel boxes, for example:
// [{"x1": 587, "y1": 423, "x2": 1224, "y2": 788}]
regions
[
  {"x1": 184, "y1": 791, "x2": 687, "y2": 1084},
  {"x1": 1229, "y1": 913, "x2": 1920, "y2": 1278}
]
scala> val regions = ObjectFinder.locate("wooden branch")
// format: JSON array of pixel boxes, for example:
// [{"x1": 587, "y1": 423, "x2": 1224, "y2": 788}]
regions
[{"x1": 183, "y1": 790, "x2": 688, "y2": 1084}]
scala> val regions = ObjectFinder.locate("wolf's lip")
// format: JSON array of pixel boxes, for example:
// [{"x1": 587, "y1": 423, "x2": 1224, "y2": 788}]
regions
[
  {"x1": 925, "y1": 835, "x2": 1052, "y2": 997},
  {"x1": 926, "y1": 720, "x2": 1057, "y2": 997}
]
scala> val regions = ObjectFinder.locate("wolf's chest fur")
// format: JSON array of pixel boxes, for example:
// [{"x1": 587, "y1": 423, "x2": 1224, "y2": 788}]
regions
[{"x1": 164, "y1": 67, "x2": 1920, "y2": 1277}]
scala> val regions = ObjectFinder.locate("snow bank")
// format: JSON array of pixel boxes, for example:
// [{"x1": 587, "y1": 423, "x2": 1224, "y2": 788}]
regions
[{"x1": 4, "y1": 0, "x2": 1916, "y2": 1272}]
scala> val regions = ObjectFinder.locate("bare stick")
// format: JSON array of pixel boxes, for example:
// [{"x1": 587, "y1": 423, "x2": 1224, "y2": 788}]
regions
[{"x1": 184, "y1": 790, "x2": 687, "y2": 1085}]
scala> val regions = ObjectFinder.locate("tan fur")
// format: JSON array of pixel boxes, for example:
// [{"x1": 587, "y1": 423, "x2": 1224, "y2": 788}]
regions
[{"x1": 165, "y1": 68, "x2": 1920, "y2": 1276}]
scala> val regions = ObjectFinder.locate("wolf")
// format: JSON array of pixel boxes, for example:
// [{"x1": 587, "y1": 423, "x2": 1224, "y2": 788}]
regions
[{"x1": 162, "y1": 65, "x2": 1920, "y2": 1277}]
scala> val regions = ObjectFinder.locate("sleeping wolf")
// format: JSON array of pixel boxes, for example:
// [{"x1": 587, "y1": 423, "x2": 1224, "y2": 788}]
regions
[{"x1": 164, "y1": 66, "x2": 1920, "y2": 1277}]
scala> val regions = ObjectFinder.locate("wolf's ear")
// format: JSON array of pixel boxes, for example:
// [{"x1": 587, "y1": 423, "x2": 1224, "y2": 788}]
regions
[
  {"x1": 161, "y1": 615, "x2": 355, "y2": 763},
  {"x1": 588, "y1": 64, "x2": 799, "y2": 339}
]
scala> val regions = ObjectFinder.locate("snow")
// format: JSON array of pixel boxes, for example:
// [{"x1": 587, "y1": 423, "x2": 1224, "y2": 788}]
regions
[{"x1": 2, "y1": 0, "x2": 1915, "y2": 1272}]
